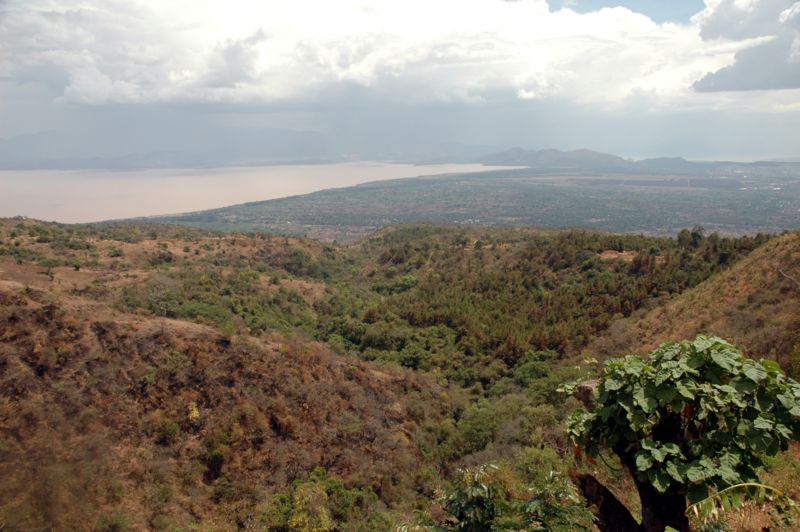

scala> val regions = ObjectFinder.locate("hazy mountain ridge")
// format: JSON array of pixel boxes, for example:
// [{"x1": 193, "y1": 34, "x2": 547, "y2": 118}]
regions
[
  {"x1": 477, "y1": 147, "x2": 800, "y2": 176},
  {"x1": 479, "y1": 147, "x2": 630, "y2": 170},
  {"x1": 4, "y1": 132, "x2": 799, "y2": 173}
]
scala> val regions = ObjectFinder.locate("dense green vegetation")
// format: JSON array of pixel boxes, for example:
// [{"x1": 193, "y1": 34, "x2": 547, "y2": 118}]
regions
[
  {"x1": 1, "y1": 218, "x2": 798, "y2": 530},
  {"x1": 103, "y1": 224, "x2": 771, "y2": 393},
  {"x1": 119, "y1": 267, "x2": 316, "y2": 334},
  {"x1": 321, "y1": 227, "x2": 768, "y2": 388}
]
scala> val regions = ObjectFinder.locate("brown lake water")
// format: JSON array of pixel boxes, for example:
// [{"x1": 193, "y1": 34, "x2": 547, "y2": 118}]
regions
[{"x1": 0, "y1": 162, "x2": 511, "y2": 223}]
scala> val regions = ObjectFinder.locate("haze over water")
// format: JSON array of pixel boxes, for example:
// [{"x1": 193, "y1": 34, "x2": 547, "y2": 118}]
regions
[{"x1": 0, "y1": 162, "x2": 512, "y2": 223}]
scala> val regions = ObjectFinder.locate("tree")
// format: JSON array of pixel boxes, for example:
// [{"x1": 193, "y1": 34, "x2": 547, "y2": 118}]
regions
[
  {"x1": 567, "y1": 336, "x2": 800, "y2": 532},
  {"x1": 440, "y1": 465, "x2": 592, "y2": 531},
  {"x1": 444, "y1": 465, "x2": 509, "y2": 531}
]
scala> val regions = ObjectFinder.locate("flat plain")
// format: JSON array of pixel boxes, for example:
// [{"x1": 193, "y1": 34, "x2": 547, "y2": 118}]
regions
[{"x1": 155, "y1": 165, "x2": 800, "y2": 242}]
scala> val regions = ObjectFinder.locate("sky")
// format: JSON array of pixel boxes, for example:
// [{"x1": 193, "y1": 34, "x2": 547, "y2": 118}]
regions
[{"x1": 1, "y1": 0, "x2": 799, "y2": 166}]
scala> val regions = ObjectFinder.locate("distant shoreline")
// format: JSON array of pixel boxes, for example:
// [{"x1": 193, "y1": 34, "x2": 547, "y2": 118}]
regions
[{"x1": 0, "y1": 162, "x2": 521, "y2": 224}]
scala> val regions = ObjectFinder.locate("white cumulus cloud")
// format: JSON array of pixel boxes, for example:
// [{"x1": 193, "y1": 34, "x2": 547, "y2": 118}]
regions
[{"x1": 0, "y1": 0, "x2": 767, "y2": 106}]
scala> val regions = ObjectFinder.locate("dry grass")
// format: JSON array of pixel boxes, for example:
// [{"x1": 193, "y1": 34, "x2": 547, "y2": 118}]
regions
[{"x1": 0, "y1": 281, "x2": 452, "y2": 529}]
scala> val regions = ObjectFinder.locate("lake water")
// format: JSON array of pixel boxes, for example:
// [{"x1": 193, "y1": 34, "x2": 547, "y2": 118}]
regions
[{"x1": 0, "y1": 162, "x2": 510, "y2": 223}]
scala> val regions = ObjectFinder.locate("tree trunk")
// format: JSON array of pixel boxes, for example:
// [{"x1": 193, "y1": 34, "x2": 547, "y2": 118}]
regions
[
  {"x1": 571, "y1": 389, "x2": 691, "y2": 531},
  {"x1": 573, "y1": 473, "x2": 642, "y2": 532},
  {"x1": 633, "y1": 474, "x2": 690, "y2": 532},
  {"x1": 636, "y1": 413, "x2": 691, "y2": 532},
  {"x1": 575, "y1": 471, "x2": 690, "y2": 532}
]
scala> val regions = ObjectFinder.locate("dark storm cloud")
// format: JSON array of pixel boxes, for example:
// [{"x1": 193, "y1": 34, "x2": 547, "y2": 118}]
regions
[{"x1": 694, "y1": 0, "x2": 800, "y2": 91}]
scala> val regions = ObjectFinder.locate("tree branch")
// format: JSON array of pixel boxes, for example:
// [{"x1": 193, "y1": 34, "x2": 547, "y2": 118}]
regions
[{"x1": 779, "y1": 269, "x2": 800, "y2": 289}]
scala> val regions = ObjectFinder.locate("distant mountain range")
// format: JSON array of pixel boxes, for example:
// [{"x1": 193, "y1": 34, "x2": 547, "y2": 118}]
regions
[
  {"x1": 479, "y1": 147, "x2": 631, "y2": 169},
  {"x1": 2, "y1": 128, "x2": 798, "y2": 172},
  {"x1": 475, "y1": 147, "x2": 798, "y2": 175}
]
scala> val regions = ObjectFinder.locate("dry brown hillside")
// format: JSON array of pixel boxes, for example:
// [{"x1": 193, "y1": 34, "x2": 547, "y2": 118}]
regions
[
  {"x1": 584, "y1": 231, "x2": 800, "y2": 372},
  {"x1": 0, "y1": 280, "x2": 453, "y2": 530},
  {"x1": 3, "y1": 217, "x2": 794, "y2": 529}
]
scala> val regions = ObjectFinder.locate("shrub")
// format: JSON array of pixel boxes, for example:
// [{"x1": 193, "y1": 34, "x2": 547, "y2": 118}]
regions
[
  {"x1": 96, "y1": 510, "x2": 131, "y2": 532},
  {"x1": 148, "y1": 251, "x2": 174, "y2": 267},
  {"x1": 288, "y1": 482, "x2": 334, "y2": 532},
  {"x1": 156, "y1": 420, "x2": 180, "y2": 445},
  {"x1": 258, "y1": 493, "x2": 293, "y2": 530}
]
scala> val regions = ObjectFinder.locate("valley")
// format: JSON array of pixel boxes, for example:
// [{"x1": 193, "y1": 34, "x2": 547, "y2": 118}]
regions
[
  {"x1": 2, "y1": 217, "x2": 798, "y2": 529},
  {"x1": 6, "y1": 1, "x2": 800, "y2": 529}
]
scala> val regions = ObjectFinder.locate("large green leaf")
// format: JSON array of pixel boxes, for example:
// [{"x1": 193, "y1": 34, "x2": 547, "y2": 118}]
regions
[
  {"x1": 753, "y1": 416, "x2": 773, "y2": 430},
  {"x1": 719, "y1": 452, "x2": 741, "y2": 468},
  {"x1": 775, "y1": 423, "x2": 793, "y2": 439},
  {"x1": 732, "y1": 378, "x2": 757, "y2": 394},
  {"x1": 717, "y1": 464, "x2": 740, "y2": 484},
  {"x1": 636, "y1": 452, "x2": 654, "y2": 471},
  {"x1": 633, "y1": 387, "x2": 657, "y2": 414},
  {"x1": 777, "y1": 392, "x2": 796, "y2": 410},
  {"x1": 604, "y1": 377, "x2": 623, "y2": 391},
  {"x1": 665, "y1": 461, "x2": 684, "y2": 483},
  {"x1": 692, "y1": 336, "x2": 718, "y2": 352},
  {"x1": 686, "y1": 465, "x2": 707, "y2": 483},
  {"x1": 650, "y1": 447, "x2": 666, "y2": 463},
  {"x1": 743, "y1": 364, "x2": 767, "y2": 383},
  {"x1": 676, "y1": 381, "x2": 694, "y2": 400},
  {"x1": 687, "y1": 483, "x2": 709, "y2": 504},
  {"x1": 760, "y1": 359, "x2": 782, "y2": 374},
  {"x1": 655, "y1": 385, "x2": 677, "y2": 404},
  {"x1": 710, "y1": 350, "x2": 738, "y2": 372},
  {"x1": 649, "y1": 470, "x2": 672, "y2": 493}
]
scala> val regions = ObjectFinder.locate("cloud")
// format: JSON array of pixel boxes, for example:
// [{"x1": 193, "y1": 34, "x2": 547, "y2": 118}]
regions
[
  {"x1": 693, "y1": 0, "x2": 800, "y2": 91},
  {"x1": 782, "y1": 2, "x2": 800, "y2": 26},
  {"x1": 2, "y1": 0, "x2": 799, "y2": 164},
  {"x1": 199, "y1": 30, "x2": 270, "y2": 89},
  {"x1": 0, "y1": 0, "x2": 755, "y2": 107}
]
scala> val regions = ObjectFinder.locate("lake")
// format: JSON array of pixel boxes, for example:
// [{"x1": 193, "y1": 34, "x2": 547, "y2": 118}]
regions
[{"x1": 0, "y1": 162, "x2": 511, "y2": 223}]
